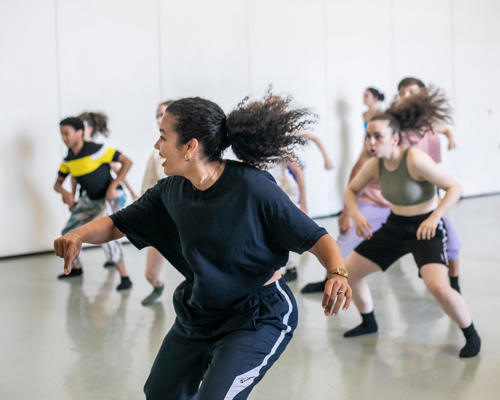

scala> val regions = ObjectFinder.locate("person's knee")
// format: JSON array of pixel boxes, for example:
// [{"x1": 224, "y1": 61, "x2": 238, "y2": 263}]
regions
[{"x1": 426, "y1": 282, "x2": 450, "y2": 303}]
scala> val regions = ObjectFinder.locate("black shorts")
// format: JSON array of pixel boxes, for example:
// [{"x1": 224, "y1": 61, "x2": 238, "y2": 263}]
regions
[{"x1": 354, "y1": 211, "x2": 449, "y2": 271}]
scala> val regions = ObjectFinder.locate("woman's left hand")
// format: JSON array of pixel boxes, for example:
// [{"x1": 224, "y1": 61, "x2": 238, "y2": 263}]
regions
[
  {"x1": 416, "y1": 214, "x2": 440, "y2": 240},
  {"x1": 322, "y1": 275, "x2": 352, "y2": 317}
]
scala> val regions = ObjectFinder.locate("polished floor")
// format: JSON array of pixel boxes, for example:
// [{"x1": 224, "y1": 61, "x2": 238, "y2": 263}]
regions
[{"x1": 1, "y1": 196, "x2": 499, "y2": 399}]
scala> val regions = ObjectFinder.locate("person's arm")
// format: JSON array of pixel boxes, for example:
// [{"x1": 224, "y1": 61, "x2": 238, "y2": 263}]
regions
[
  {"x1": 432, "y1": 122, "x2": 456, "y2": 150},
  {"x1": 54, "y1": 175, "x2": 74, "y2": 209},
  {"x1": 344, "y1": 157, "x2": 379, "y2": 239},
  {"x1": 106, "y1": 153, "x2": 133, "y2": 200},
  {"x1": 338, "y1": 146, "x2": 373, "y2": 233},
  {"x1": 407, "y1": 149, "x2": 463, "y2": 240},
  {"x1": 54, "y1": 217, "x2": 124, "y2": 275},
  {"x1": 301, "y1": 130, "x2": 334, "y2": 170},
  {"x1": 309, "y1": 234, "x2": 352, "y2": 316},
  {"x1": 141, "y1": 151, "x2": 160, "y2": 195},
  {"x1": 71, "y1": 177, "x2": 77, "y2": 197},
  {"x1": 286, "y1": 160, "x2": 307, "y2": 214},
  {"x1": 70, "y1": 177, "x2": 78, "y2": 211},
  {"x1": 111, "y1": 162, "x2": 138, "y2": 200}
]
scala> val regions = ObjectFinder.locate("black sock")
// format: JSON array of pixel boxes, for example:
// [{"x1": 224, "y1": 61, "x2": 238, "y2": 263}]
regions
[
  {"x1": 459, "y1": 323, "x2": 481, "y2": 358},
  {"x1": 58, "y1": 267, "x2": 83, "y2": 279},
  {"x1": 300, "y1": 279, "x2": 327, "y2": 294},
  {"x1": 344, "y1": 311, "x2": 378, "y2": 337},
  {"x1": 449, "y1": 276, "x2": 461, "y2": 293},
  {"x1": 116, "y1": 276, "x2": 132, "y2": 291}
]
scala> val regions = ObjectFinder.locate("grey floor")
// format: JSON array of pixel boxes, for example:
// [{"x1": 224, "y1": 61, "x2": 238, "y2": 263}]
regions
[{"x1": 1, "y1": 196, "x2": 499, "y2": 400}]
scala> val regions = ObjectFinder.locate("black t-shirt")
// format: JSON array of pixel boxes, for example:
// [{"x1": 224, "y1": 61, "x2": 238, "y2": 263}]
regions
[
  {"x1": 58, "y1": 141, "x2": 122, "y2": 200},
  {"x1": 111, "y1": 160, "x2": 327, "y2": 332}
]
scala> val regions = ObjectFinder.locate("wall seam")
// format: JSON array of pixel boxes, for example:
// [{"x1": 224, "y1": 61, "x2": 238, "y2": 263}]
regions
[
  {"x1": 245, "y1": 0, "x2": 253, "y2": 96},
  {"x1": 156, "y1": 0, "x2": 164, "y2": 100},
  {"x1": 53, "y1": 0, "x2": 62, "y2": 118},
  {"x1": 449, "y1": 0, "x2": 457, "y2": 105}
]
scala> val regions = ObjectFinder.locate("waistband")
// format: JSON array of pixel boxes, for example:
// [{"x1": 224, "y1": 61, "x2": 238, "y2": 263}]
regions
[
  {"x1": 258, "y1": 277, "x2": 288, "y2": 296},
  {"x1": 388, "y1": 210, "x2": 435, "y2": 224}
]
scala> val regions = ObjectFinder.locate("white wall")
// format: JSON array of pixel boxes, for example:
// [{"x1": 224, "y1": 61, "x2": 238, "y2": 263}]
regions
[{"x1": 1, "y1": 0, "x2": 499, "y2": 256}]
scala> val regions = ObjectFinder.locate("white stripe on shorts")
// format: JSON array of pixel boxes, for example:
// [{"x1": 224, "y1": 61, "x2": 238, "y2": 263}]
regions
[{"x1": 437, "y1": 219, "x2": 449, "y2": 266}]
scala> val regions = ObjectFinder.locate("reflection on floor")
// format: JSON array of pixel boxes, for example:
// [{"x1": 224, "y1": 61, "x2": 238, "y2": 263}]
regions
[{"x1": 1, "y1": 196, "x2": 499, "y2": 399}]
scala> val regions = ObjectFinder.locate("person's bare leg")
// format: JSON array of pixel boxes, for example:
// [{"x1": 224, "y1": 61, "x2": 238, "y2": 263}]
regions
[
  {"x1": 420, "y1": 264, "x2": 480, "y2": 357},
  {"x1": 142, "y1": 247, "x2": 165, "y2": 306},
  {"x1": 343, "y1": 252, "x2": 382, "y2": 337},
  {"x1": 448, "y1": 258, "x2": 460, "y2": 292},
  {"x1": 448, "y1": 259, "x2": 459, "y2": 277},
  {"x1": 146, "y1": 247, "x2": 165, "y2": 287},
  {"x1": 420, "y1": 263, "x2": 470, "y2": 327}
]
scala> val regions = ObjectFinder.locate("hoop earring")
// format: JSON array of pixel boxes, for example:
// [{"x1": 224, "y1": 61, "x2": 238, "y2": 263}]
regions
[{"x1": 184, "y1": 154, "x2": 190, "y2": 161}]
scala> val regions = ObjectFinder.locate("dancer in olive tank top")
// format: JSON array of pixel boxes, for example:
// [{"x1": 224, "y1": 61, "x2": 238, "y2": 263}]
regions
[{"x1": 342, "y1": 92, "x2": 480, "y2": 358}]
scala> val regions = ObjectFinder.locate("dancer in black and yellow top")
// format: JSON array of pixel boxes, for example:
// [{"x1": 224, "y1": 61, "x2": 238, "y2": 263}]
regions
[{"x1": 54, "y1": 117, "x2": 133, "y2": 291}]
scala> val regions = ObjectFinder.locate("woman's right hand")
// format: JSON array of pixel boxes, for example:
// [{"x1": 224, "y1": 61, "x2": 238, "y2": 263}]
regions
[
  {"x1": 338, "y1": 211, "x2": 352, "y2": 234},
  {"x1": 54, "y1": 232, "x2": 83, "y2": 275},
  {"x1": 322, "y1": 275, "x2": 352, "y2": 316},
  {"x1": 353, "y1": 213, "x2": 373, "y2": 239}
]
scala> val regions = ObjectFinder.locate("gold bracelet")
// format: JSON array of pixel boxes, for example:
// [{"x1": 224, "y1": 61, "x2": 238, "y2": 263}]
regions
[{"x1": 327, "y1": 266, "x2": 349, "y2": 278}]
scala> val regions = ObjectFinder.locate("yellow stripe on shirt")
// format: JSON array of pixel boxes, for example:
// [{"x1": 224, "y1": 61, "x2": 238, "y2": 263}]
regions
[{"x1": 62, "y1": 147, "x2": 117, "y2": 177}]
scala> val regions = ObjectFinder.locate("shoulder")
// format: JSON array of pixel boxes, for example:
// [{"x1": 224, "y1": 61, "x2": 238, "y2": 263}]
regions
[
  {"x1": 363, "y1": 156, "x2": 379, "y2": 172},
  {"x1": 406, "y1": 147, "x2": 434, "y2": 168},
  {"x1": 63, "y1": 149, "x2": 72, "y2": 161},
  {"x1": 226, "y1": 160, "x2": 279, "y2": 196},
  {"x1": 86, "y1": 141, "x2": 103, "y2": 152},
  {"x1": 226, "y1": 159, "x2": 275, "y2": 181}
]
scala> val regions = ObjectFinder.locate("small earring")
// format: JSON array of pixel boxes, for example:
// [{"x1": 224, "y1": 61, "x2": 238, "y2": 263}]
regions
[{"x1": 184, "y1": 154, "x2": 190, "y2": 161}]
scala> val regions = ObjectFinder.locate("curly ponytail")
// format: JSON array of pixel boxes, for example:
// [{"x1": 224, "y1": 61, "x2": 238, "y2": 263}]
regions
[{"x1": 226, "y1": 93, "x2": 315, "y2": 169}]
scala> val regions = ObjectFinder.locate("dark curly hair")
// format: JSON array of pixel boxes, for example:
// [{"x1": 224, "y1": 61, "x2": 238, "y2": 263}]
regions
[
  {"x1": 165, "y1": 93, "x2": 315, "y2": 169},
  {"x1": 385, "y1": 86, "x2": 452, "y2": 133},
  {"x1": 78, "y1": 111, "x2": 109, "y2": 137},
  {"x1": 60, "y1": 117, "x2": 84, "y2": 132}
]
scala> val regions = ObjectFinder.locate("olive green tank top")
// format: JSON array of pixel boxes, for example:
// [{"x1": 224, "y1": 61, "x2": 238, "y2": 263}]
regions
[{"x1": 379, "y1": 148, "x2": 436, "y2": 206}]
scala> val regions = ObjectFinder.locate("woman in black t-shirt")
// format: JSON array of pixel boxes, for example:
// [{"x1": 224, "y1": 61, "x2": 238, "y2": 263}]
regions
[{"x1": 54, "y1": 94, "x2": 351, "y2": 400}]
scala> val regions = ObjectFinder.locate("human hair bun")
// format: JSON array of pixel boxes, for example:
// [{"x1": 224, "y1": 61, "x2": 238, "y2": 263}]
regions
[{"x1": 367, "y1": 87, "x2": 384, "y2": 102}]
